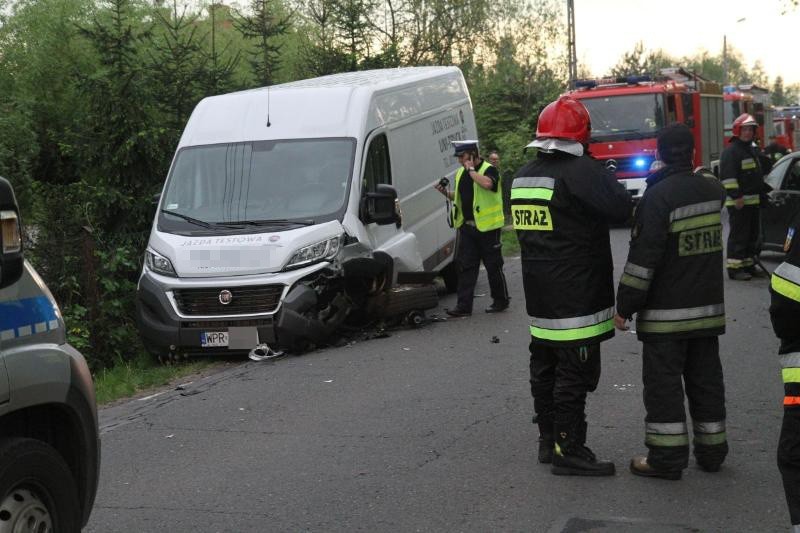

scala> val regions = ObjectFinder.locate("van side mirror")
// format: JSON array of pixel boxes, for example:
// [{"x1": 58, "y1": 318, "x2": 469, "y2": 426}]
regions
[
  {"x1": 361, "y1": 184, "x2": 400, "y2": 226},
  {"x1": 0, "y1": 177, "x2": 24, "y2": 290}
]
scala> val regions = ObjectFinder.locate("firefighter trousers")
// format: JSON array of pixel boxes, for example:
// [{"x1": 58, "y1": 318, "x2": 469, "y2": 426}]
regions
[
  {"x1": 642, "y1": 337, "x2": 728, "y2": 472},
  {"x1": 529, "y1": 341, "x2": 601, "y2": 436},
  {"x1": 455, "y1": 225, "x2": 508, "y2": 312},
  {"x1": 726, "y1": 206, "x2": 760, "y2": 271}
]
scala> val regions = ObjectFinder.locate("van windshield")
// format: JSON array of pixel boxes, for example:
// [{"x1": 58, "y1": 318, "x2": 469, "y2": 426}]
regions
[
  {"x1": 579, "y1": 93, "x2": 665, "y2": 142},
  {"x1": 158, "y1": 138, "x2": 355, "y2": 234}
]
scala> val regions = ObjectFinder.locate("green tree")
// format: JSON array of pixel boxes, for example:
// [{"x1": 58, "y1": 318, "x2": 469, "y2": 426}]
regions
[{"x1": 234, "y1": 0, "x2": 291, "y2": 86}]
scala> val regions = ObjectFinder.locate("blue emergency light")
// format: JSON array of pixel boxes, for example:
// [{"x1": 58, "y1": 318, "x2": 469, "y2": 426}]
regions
[
  {"x1": 625, "y1": 75, "x2": 652, "y2": 85},
  {"x1": 634, "y1": 157, "x2": 647, "y2": 169},
  {"x1": 574, "y1": 79, "x2": 597, "y2": 89}
]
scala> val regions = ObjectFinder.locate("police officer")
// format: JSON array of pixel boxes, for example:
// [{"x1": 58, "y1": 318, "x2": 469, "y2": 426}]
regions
[
  {"x1": 512, "y1": 96, "x2": 631, "y2": 475},
  {"x1": 768, "y1": 211, "x2": 800, "y2": 530},
  {"x1": 435, "y1": 140, "x2": 509, "y2": 317},
  {"x1": 615, "y1": 123, "x2": 728, "y2": 480},
  {"x1": 720, "y1": 113, "x2": 766, "y2": 280}
]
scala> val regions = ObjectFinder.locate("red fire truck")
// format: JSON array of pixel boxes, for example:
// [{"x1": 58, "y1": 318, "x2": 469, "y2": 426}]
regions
[
  {"x1": 773, "y1": 106, "x2": 800, "y2": 152},
  {"x1": 723, "y1": 84, "x2": 775, "y2": 146},
  {"x1": 568, "y1": 68, "x2": 724, "y2": 200}
]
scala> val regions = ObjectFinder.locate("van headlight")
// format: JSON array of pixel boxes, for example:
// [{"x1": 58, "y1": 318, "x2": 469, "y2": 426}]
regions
[
  {"x1": 145, "y1": 249, "x2": 177, "y2": 277},
  {"x1": 285, "y1": 235, "x2": 341, "y2": 269}
]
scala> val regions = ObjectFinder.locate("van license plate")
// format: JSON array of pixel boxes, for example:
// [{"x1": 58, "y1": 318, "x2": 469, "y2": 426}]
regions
[{"x1": 201, "y1": 331, "x2": 228, "y2": 347}]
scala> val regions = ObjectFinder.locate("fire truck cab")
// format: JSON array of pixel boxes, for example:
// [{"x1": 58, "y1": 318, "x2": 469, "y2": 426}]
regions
[{"x1": 568, "y1": 68, "x2": 724, "y2": 200}]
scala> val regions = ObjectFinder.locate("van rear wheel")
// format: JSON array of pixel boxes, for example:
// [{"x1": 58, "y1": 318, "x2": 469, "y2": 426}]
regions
[{"x1": 0, "y1": 438, "x2": 81, "y2": 533}]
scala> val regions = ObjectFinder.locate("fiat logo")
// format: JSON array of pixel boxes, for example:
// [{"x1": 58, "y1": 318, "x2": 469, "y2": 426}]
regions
[{"x1": 219, "y1": 290, "x2": 233, "y2": 305}]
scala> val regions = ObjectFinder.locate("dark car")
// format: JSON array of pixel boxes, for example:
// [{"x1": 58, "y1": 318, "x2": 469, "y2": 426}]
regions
[{"x1": 762, "y1": 151, "x2": 800, "y2": 252}]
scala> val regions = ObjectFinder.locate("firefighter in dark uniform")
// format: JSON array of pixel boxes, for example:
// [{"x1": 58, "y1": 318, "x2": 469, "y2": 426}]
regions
[
  {"x1": 512, "y1": 96, "x2": 631, "y2": 475},
  {"x1": 720, "y1": 113, "x2": 766, "y2": 280},
  {"x1": 615, "y1": 123, "x2": 729, "y2": 480},
  {"x1": 768, "y1": 211, "x2": 800, "y2": 530},
  {"x1": 435, "y1": 140, "x2": 509, "y2": 317}
]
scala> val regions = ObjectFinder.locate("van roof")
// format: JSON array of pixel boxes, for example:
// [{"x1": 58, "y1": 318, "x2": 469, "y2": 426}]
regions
[{"x1": 178, "y1": 67, "x2": 469, "y2": 148}]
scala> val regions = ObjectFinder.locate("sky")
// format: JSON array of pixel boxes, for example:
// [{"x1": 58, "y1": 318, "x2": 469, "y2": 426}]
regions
[{"x1": 573, "y1": 0, "x2": 800, "y2": 85}]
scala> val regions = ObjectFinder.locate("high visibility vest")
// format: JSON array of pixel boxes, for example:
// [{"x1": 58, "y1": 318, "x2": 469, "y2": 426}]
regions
[{"x1": 452, "y1": 161, "x2": 504, "y2": 231}]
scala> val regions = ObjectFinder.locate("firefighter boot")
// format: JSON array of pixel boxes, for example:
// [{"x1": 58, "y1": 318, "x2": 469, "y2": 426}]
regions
[
  {"x1": 630, "y1": 455, "x2": 682, "y2": 480},
  {"x1": 551, "y1": 420, "x2": 615, "y2": 476},
  {"x1": 537, "y1": 422, "x2": 554, "y2": 464},
  {"x1": 728, "y1": 269, "x2": 752, "y2": 281}
]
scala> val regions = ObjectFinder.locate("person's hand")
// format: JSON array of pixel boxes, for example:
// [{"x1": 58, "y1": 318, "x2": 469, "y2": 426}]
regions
[
  {"x1": 735, "y1": 197, "x2": 744, "y2": 210},
  {"x1": 614, "y1": 313, "x2": 629, "y2": 331},
  {"x1": 463, "y1": 156, "x2": 474, "y2": 170},
  {"x1": 434, "y1": 182, "x2": 448, "y2": 197}
]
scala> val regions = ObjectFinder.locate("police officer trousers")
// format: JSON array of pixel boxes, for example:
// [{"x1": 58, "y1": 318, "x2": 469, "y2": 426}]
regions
[
  {"x1": 642, "y1": 337, "x2": 728, "y2": 472},
  {"x1": 455, "y1": 224, "x2": 508, "y2": 312},
  {"x1": 529, "y1": 342, "x2": 601, "y2": 429},
  {"x1": 727, "y1": 206, "x2": 761, "y2": 271}
]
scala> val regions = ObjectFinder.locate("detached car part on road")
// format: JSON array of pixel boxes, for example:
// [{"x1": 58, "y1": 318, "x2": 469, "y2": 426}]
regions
[
  {"x1": 137, "y1": 67, "x2": 474, "y2": 360},
  {"x1": 0, "y1": 177, "x2": 100, "y2": 532}
]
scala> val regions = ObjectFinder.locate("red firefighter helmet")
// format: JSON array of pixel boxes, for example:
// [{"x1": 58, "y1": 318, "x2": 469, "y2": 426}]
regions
[
  {"x1": 536, "y1": 96, "x2": 591, "y2": 144},
  {"x1": 732, "y1": 113, "x2": 758, "y2": 137}
]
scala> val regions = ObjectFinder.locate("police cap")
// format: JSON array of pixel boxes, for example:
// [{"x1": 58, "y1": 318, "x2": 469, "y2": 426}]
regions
[
  {"x1": 657, "y1": 123, "x2": 694, "y2": 164},
  {"x1": 452, "y1": 140, "x2": 479, "y2": 156}
]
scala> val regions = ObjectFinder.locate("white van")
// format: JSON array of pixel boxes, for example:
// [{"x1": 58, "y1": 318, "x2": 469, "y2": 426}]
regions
[{"x1": 137, "y1": 67, "x2": 477, "y2": 359}]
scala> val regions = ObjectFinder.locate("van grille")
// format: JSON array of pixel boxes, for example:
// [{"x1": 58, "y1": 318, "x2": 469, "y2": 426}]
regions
[{"x1": 173, "y1": 285, "x2": 283, "y2": 316}]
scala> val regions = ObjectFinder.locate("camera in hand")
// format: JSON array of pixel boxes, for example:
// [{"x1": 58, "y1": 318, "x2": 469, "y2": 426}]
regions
[{"x1": 438, "y1": 177, "x2": 450, "y2": 188}]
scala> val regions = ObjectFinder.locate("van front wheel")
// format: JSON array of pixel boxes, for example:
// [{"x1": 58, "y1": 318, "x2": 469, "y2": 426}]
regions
[
  {"x1": 440, "y1": 262, "x2": 458, "y2": 294},
  {"x1": 0, "y1": 438, "x2": 81, "y2": 533}
]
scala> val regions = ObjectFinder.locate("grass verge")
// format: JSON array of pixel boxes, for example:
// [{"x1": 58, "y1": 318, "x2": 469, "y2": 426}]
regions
[
  {"x1": 93, "y1": 353, "x2": 217, "y2": 405},
  {"x1": 501, "y1": 227, "x2": 520, "y2": 256}
]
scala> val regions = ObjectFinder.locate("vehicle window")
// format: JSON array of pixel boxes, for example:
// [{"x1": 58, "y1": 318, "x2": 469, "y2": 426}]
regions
[
  {"x1": 579, "y1": 94, "x2": 665, "y2": 141},
  {"x1": 363, "y1": 134, "x2": 392, "y2": 192},
  {"x1": 667, "y1": 94, "x2": 677, "y2": 123},
  {"x1": 159, "y1": 138, "x2": 355, "y2": 231},
  {"x1": 786, "y1": 160, "x2": 800, "y2": 191},
  {"x1": 765, "y1": 157, "x2": 792, "y2": 190},
  {"x1": 681, "y1": 94, "x2": 694, "y2": 125}
]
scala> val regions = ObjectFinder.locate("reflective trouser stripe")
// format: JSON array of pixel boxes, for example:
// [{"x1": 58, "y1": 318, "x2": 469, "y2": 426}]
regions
[
  {"x1": 727, "y1": 258, "x2": 754, "y2": 268},
  {"x1": 785, "y1": 396, "x2": 800, "y2": 406},
  {"x1": 693, "y1": 421, "x2": 727, "y2": 445},
  {"x1": 694, "y1": 431, "x2": 727, "y2": 445},
  {"x1": 646, "y1": 422, "x2": 689, "y2": 446},
  {"x1": 781, "y1": 353, "x2": 800, "y2": 368},
  {"x1": 784, "y1": 368, "x2": 800, "y2": 383},
  {"x1": 670, "y1": 212, "x2": 721, "y2": 233}
]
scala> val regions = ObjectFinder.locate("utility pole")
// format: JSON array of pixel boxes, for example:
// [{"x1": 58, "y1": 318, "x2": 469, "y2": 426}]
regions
[
  {"x1": 723, "y1": 34, "x2": 728, "y2": 86},
  {"x1": 567, "y1": 0, "x2": 577, "y2": 88}
]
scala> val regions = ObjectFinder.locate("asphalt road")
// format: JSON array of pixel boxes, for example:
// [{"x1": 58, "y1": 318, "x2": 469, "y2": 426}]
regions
[{"x1": 88, "y1": 224, "x2": 790, "y2": 533}]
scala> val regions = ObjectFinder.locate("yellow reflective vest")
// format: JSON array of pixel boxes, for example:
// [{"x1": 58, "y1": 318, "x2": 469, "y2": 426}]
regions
[{"x1": 452, "y1": 161, "x2": 504, "y2": 231}]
